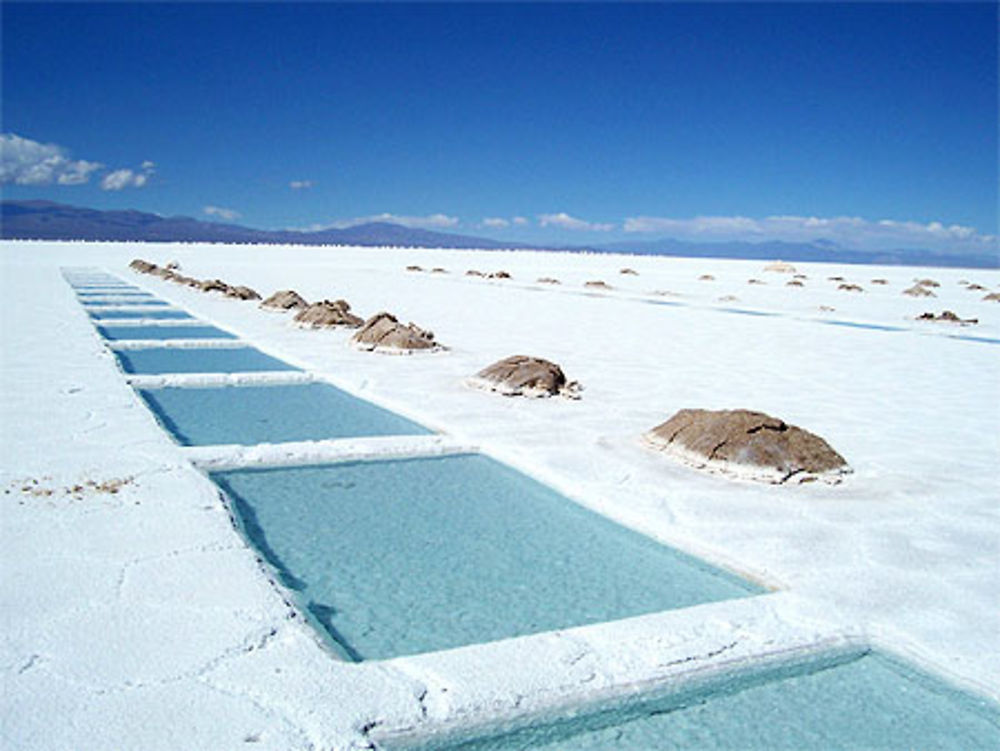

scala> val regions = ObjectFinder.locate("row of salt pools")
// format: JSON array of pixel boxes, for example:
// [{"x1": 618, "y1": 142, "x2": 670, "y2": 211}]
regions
[{"x1": 64, "y1": 268, "x2": 1000, "y2": 750}]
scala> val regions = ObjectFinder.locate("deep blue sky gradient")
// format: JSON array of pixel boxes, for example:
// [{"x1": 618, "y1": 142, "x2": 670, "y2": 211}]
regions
[{"x1": 2, "y1": 2, "x2": 996, "y2": 247}]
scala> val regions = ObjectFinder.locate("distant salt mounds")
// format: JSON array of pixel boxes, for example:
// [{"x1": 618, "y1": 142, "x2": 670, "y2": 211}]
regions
[
  {"x1": 351, "y1": 312, "x2": 442, "y2": 353},
  {"x1": 902, "y1": 284, "x2": 936, "y2": 298},
  {"x1": 644, "y1": 408, "x2": 850, "y2": 485},
  {"x1": 468, "y1": 355, "x2": 581, "y2": 399},
  {"x1": 294, "y1": 299, "x2": 363, "y2": 328},
  {"x1": 763, "y1": 261, "x2": 797, "y2": 274},
  {"x1": 261, "y1": 289, "x2": 307, "y2": 311},
  {"x1": 916, "y1": 310, "x2": 978, "y2": 326}
]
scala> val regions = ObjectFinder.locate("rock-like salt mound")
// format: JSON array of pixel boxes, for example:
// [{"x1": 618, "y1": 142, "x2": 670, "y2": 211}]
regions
[
  {"x1": 644, "y1": 408, "x2": 849, "y2": 484},
  {"x1": 293, "y1": 299, "x2": 363, "y2": 328},
  {"x1": 225, "y1": 285, "x2": 261, "y2": 301},
  {"x1": 261, "y1": 289, "x2": 308, "y2": 311},
  {"x1": 468, "y1": 355, "x2": 581, "y2": 399},
  {"x1": 351, "y1": 311, "x2": 441, "y2": 353}
]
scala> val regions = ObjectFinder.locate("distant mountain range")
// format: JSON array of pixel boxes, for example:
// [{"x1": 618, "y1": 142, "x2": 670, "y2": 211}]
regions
[{"x1": 2, "y1": 200, "x2": 996, "y2": 268}]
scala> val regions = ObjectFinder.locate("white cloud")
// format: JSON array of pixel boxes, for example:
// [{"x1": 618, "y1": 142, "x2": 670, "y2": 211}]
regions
[
  {"x1": 321, "y1": 212, "x2": 460, "y2": 230},
  {"x1": 623, "y1": 214, "x2": 997, "y2": 254},
  {"x1": 101, "y1": 167, "x2": 152, "y2": 191},
  {"x1": 512, "y1": 216, "x2": 529, "y2": 226},
  {"x1": 481, "y1": 217, "x2": 510, "y2": 229},
  {"x1": 538, "y1": 212, "x2": 614, "y2": 232},
  {"x1": 0, "y1": 133, "x2": 102, "y2": 186},
  {"x1": 203, "y1": 205, "x2": 241, "y2": 221},
  {"x1": 290, "y1": 180, "x2": 314, "y2": 190}
]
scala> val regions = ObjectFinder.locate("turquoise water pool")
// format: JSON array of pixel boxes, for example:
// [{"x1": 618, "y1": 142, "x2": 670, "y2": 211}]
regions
[
  {"x1": 82, "y1": 298, "x2": 168, "y2": 306},
  {"x1": 137, "y1": 382, "x2": 431, "y2": 446},
  {"x1": 386, "y1": 651, "x2": 999, "y2": 750},
  {"x1": 211, "y1": 454, "x2": 760, "y2": 661},
  {"x1": 115, "y1": 346, "x2": 298, "y2": 374},
  {"x1": 97, "y1": 324, "x2": 236, "y2": 340},
  {"x1": 89, "y1": 309, "x2": 194, "y2": 320}
]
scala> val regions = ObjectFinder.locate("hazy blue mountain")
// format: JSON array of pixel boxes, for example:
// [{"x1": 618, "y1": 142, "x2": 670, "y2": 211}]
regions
[
  {"x1": 0, "y1": 200, "x2": 524, "y2": 249},
  {"x1": 2, "y1": 200, "x2": 996, "y2": 268}
]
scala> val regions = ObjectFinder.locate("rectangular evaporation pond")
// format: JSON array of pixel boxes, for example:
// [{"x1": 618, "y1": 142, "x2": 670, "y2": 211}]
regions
[
  {"x1": 97, "y1": 324, "x2": 235, "y2": 341},
  {"x1": 137, "y1": 382, "x2": 431, "y2": 446},
  {"x1": 718, "y1": 307, "x2": 780, "y2": 317},
  {"x1": 386, "y1": 651, "x2": 1000, "y2": 751},
  {"x1": 210, "y1": 454, "x2": 760, "y2": 661},
  {"x1": 88, "y1": 309, "x2": 194, "y2": 320},
  {"x1": 820, "y1": 320, "x2": 905, "y2": 332},
  {"x1": 115, "y1": 346, "x2": 298, "y2": 375},
  {"x1": 80, "y1": 296, "x2": 164, "y2": 304}
]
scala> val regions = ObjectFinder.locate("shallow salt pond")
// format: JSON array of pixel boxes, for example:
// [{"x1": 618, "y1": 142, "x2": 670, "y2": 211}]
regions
[
  {"x1": 81, "y1": 298, "x2": 169, "y2": 306},
  {"x1": 115, "y1": 346, "x2": 299, "y2": 375},
  {"x1": 89, "y1": 308, "x2": 194, "y2": 320},
  {"x1": 211, "y1": 454, "x2": 760, "y2": 661},
  {"x1": 138, "y1": 382, "x2": 431, "y2": 446},
  {"x1": 385, "y1": 651, "x2": 999, "y2": 750},
  {"x1": 97, "y1": 324, "x2": 237, "y2": 341}
]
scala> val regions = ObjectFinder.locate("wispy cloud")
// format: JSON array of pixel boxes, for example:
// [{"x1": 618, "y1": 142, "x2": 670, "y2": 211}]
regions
[
  {"x1": 538, "y1": 212, "x2": 614, "y2": 232},
  {"x1": 0, "y1": 133, "x2": 102, "y2": 186},
  {"x1": 481, "y1": 217, "x2": 510, "y2": 229},
  {"x1": 101, "y1": 161, "x2": 155, "y2": 191},
  {"x1": 203, "y1": 205, "x2": 241, "y2": 221},
  {"x1": 289, "y1": 180, "x2": 313, "y2": 190},
  {"x1": 623, "y1": 214, "x2": 997, "y2": 253},
  {"x1": 315, "y1": 212, "x2": 460, "y2": 231}
]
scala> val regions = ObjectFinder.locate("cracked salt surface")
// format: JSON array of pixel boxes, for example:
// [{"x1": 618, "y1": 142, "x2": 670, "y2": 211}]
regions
[{"x1": 3, "y1": 245, "x2": 999, "y2": 749}]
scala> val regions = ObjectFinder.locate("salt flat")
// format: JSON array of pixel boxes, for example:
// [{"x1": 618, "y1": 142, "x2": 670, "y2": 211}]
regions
[{"x1": 2, "y1": 241, "x2": 998, "y2": 749}]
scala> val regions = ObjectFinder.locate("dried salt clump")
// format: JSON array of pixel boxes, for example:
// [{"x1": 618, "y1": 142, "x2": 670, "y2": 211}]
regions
[
  {"x1": 620, "y1": 268, "x2": 639, "y2": 276},
  {"x1": 916, "y1": 311, "x2": 978, "y2": 325},
  {"x1": 351, "y1": 311, "x2": 442, "y2": 353},
  {"x1": 537, "y1": 277, "x2": 561, "y2": 285},
  {"x1": 261, "y1": 290, "x2": 308, "y2": 311},
  {"x1": 763, "y1": 261, "x2": 797, "y2": 274},
  {"x1": 902, "y1": 284, "x2": 935, "y2": 298},
  {"x1": 585, "y1": 280, "x2": 612, "y2": 289},
  {"x1": 226, "y1": 285, "x2": 261, "y2": 301},
  {"x1": 294, "y1": 299, "x2": 363, "y2": 328},
  {"x1": 644, "y1": 408, "x2": 850, "y2": 485},
  {"x1": 199, "y1": 278, "x2": 231, "y2": 294},
  {"x1": 129, "y1": 259, "x2": 157, "y2": 273},
  {"x1": 468, "y1": 355, "x2": 582, "y2": 399}
]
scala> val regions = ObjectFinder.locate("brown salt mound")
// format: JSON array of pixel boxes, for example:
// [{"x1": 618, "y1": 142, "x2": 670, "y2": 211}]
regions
[
  {"x1": 620, "y1": 268, "x2": 639, "y2": 276},
  {"x1": 838, "y1": 283, "x2": 864, "y2": 293},
  {"x1": 903, "y1": 284, "x2": 936, "y2": 298},
  {"x1": 786, "y1": 280, "x2": 804, "y2": 287},
  {"x1": 763, "y1": 261, "x2": 797, "y2": 274},
  {"x1": 351, "y1": 312, "x2": 440, "y2": 352},
  {"x1": 226, "y1": 285, "x2": 261, "y2": 301},
  {"x1": 698, "y1": 274, "x2": 715, "y2": 281},
  {"x1": 585, "y1": 280, "x2": 612, "y2": 289},
  {"x1": 466, "y1": 269, "x2": 485, "y2": 277},
  {"x1": 915, "y1": 278, "x2": 940, "y2": 288},
  {"x1": 537, "y1": 277, "x2": 561, "y2": 285},
  {"x1": 294, "y1": 300, "x2": 363, "y2": 328},
  {"x1": 488, "y1": 270, "x2": 512, "y2": 279},
  {"x1": 644, "y1": 408, "x2": 849, "y2": 484},
  {"x1": 129, "y1": 259, "x2": 157, "y2": 273},
  {"x1": 871, "y1": 278, "x2": 889, "y2": 285},
  {"x1": 469, "y1": 355, "x2": 582, "y2": 399},
  {"x1": 984, "y1": 292, "x2": 1000, "y2": 302},
  {"x1": 261, "y1": 289, "x2": 308, "y2": 311},
  {"x1": 199, "y1": 278, "x2": 231, "y2": 294},
  {"x1": 916, "y1": 310, "x2": 978, "y2": 325}
]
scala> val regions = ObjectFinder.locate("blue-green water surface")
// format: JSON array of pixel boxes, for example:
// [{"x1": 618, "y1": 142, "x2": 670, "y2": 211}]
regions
[
  {"x1": 116, "y1": 346, "x2": 297, "y2": 374},
  {"x1": 138, "y1": 382, "x2": 430, "y2": 446},
  {"x1": 389, "y1": 652, "x2": 999, "y2": 750},
  {"x1": 97, "y1": 324, "x2": 235, "y2": 340},
  {"x1": 211, "y1": 454, "x2": 760, "y2": 661},
  {"x1": 89, "y1": 308, "x2": 193, "y2": 320}
]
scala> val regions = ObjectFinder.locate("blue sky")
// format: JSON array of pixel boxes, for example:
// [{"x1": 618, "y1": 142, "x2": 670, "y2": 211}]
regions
[{"x1": 1, "y1": 2, "x2": 996, "y2": 254}]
